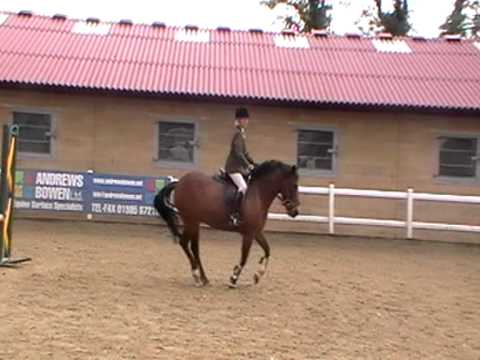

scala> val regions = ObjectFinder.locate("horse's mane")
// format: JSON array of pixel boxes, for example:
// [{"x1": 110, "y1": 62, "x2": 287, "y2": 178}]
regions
[{"x1": 250, "y1": 160, "x2": 294, "y2": 181}]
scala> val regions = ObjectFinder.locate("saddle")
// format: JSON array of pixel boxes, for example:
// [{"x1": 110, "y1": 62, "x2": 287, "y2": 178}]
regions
[
  {"x1": 213, "y1": 168, "x2": 249, "y2": 209},
  {"x1": 212, "y1": 168, "x2": 249, "y2": 186}
]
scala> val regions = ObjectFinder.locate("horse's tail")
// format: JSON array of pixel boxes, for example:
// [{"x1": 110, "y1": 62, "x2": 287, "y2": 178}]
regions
[{"x1": 154, "y1": 181, "x2": 182, "y2": 243}]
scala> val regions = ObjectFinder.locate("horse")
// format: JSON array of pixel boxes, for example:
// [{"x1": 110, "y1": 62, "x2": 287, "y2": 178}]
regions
[{"x1": 154, "y1": 160, "x2": 300, "y2": 288}]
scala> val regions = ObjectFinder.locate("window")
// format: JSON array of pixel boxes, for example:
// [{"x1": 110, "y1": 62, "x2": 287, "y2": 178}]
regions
[
  {"x1": 13, "y1": 111, "x2": 53, "y2": 155},
  {"x1": 297, "y1": 129, "x2": 336, "y2": 172},
  {"x1": 157, "y1": 121, "x2": 196, "y2": 164},
  {"x1": 438, "y1": 136, "x2": 478, "y2": 178}
]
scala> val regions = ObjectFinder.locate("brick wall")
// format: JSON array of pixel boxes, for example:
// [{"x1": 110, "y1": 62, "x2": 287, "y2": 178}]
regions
[{"x1": 1, "y1": 89, "x2": 479, "y2": 243}]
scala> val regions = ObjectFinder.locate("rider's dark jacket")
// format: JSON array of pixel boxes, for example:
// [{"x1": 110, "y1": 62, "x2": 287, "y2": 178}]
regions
[{"x1": 225, "y1": 128, "x2": 255, "y2": 176}]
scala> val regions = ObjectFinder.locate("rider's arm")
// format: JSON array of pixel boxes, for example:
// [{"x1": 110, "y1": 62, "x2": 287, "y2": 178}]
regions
[
  {"x1": 244, "y1": 148, "x2": 255, "y2": 166},
  {"x1": 232, "y1": 132, "x2": 252, "y2": 168}
]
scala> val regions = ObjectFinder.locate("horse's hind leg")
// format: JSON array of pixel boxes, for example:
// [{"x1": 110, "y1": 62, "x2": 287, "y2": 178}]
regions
[
  {"x1": 253, "y1": 232, "x2": 270, "y2": 285},
  {"x1": 180, "y1": 223, "x2": 201, "y2": 286},
  {"x1": 229, "y1": 234, "x2": 254, "y2": 288},
  {"x1": 189, "y1": 224, "x2": 209, "y2": 286}
]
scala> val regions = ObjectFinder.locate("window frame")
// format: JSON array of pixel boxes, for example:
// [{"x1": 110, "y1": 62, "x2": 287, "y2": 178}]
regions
[
  {"x1": 435, "y1": 132, "x2": 480, "y2": 184},
  {"x1": 154, "y1": 118, "x2": 199, "y2": 169},
  {"x1": 296, "y1": 126, "x2": 338, "y2": 177},
  {"x1": 10, "y1": 108, "x2": 56, "y2": 159}
]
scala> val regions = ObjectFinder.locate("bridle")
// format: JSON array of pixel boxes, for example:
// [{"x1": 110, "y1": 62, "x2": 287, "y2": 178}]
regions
[
  {"x1": 277, "y1": 193, "x2": 298, "y2": 212},
  {"x1": 248, "y1": 166, "x2": 299, "y2": 212}
]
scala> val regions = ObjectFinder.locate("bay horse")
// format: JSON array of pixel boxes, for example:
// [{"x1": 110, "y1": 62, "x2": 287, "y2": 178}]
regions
[{"x1": 154, "y1": 160, "x2": 300, "y2": 287}]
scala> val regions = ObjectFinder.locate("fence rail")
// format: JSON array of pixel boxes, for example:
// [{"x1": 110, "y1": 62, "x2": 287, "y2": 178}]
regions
[{"x1": 268, "y1": 184, "x2": 480, "y2": 238}]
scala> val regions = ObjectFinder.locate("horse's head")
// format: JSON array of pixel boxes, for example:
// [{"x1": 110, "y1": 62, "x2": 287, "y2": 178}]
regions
[
  {"x1": 278, "y1": 165, "x2": 300, "y2": 218},
  {"x1": 250, "y1": 160, "x2": 300, "y2": 217}
]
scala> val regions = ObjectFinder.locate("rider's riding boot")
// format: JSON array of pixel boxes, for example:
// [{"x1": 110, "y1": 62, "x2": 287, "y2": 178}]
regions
[{"x1": 230, "y1": 191, "x2": 244, "y2": 226}]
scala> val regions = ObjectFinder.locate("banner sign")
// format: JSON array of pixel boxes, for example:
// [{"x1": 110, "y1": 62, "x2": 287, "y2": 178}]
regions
[
  {"x1": 15, "y1": 170, "x2": 87, "y2": 213},
  {"x1": 90, "y1": 173, "x2": 167, "y2": 217},
  {"x1": 14, "y1": 169, "x2": 169, "y2": 218}
]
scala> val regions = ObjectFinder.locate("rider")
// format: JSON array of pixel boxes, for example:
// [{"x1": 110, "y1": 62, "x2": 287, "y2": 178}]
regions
[{"x1": 225, "y1": 107, "x2": 256, "y2": 226}]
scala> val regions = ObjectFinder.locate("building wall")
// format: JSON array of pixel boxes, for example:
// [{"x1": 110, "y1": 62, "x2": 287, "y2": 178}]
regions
[{"x1": 1, "y1": 89, "x2": 479, "y2": 243}]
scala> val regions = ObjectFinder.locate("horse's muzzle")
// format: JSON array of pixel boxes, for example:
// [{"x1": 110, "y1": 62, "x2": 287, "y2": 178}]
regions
[
  {"x1": 283, "y1": 201, "x2": 299, "y2": 218},
  {"x1": 288, "y1": 208, "x2": 299, "y2": 218},
  {"x1": 280, "y1": 196, "x2": 299, "y2": 218}
]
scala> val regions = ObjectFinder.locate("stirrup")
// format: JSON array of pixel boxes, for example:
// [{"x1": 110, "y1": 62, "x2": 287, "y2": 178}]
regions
[{"x1": 230, "y1": 213, "x2": 240, "y2": 226}]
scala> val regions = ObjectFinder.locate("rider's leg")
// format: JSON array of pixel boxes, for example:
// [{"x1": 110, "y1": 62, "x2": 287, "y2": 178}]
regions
[{"x1": 228, "y1": 173, "x2": 247, "y2": 225}]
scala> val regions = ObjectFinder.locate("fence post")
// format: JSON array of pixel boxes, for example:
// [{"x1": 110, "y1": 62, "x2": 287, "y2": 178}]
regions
[
  {"x1": 406, "y1": 188, "x2": 414, "y2": 239},
  {"x1": 0, "y1": 124, "x2": 30, "y2": 267},
  {"x1": 328, "y1": 183, "x2": 335, "y2": 234},
  {"x1": 1, "y1": 124, "x2": 10, "y2": 260}
]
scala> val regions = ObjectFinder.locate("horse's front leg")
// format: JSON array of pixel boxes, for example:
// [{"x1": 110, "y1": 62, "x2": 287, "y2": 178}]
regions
[
  {"x1": 229, "y1": 233, "x2": 254, "y2": 288},
  {"x1": 253, "y1": 231, "x2": 270, "y2": 285}
]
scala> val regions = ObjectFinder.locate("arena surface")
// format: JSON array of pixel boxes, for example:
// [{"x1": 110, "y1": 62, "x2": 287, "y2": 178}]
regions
[{"x1": 1, "y1": 219, "x2": 479, "y2": 359}]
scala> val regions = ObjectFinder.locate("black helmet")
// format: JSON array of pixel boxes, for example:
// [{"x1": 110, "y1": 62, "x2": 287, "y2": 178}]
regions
[{"x1": 235, "y1": 107, "x2": 249, "y2": 119}]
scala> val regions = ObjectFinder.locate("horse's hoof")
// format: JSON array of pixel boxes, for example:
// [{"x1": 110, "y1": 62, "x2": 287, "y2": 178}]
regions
[
  {"x1": 228, "y1": 276, "x2": 238, "y2": 289},
  {"x1": 201, "y1": 279, "x2": 210, "y2": 287},
  {"x1": 192, "y1": 269, "x2": 202, "y2": 286}
]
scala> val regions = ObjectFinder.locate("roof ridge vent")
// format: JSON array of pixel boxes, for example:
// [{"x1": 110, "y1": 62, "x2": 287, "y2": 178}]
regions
[
  {"x1": 281, "y1": 29, "x2": 296, "y2": 36},
  {"x1": 185, "y1": 24, "x2": 199, "y2": 31},
  {"x1": 412, "y1": 35, "x2": 426, "y2": 41},
  {"x1": 312, "y1": 29, "x2": 328, "y2": 37},
  {"x1": 346, "y1": 32, "x2": 361, "y2": 39},
  {"x1": 175, "y1": 28, "x2": 210, "y2": 43},
  {"x1": 152, "y1": 21, "x2": 166, "y2": 28},
  {"x1": 52, "y1": 14, "x2": 67, "y2": 21},
  {"x1": 86, "y1": 17, "x2": 100, "y2": 24},
  {"x1": 119, "y1": 19, "x2": 133, "y2": 26},
  {"x1": 249, "y1": 28, "x2": 264, "y2": 34},
  {"x1": 377, "y1": 32, "x2": 393, "y2": 40},
  {"x1": 72, "y1": 20, "x2": 111, "y2": 36},
  {"x1": 18, "y1": 10, "x2": 33, "y2": 17},
  {"x1": 443, "y1": 34, "x2": 462, "y2": 42},
  {"x1": 216, "y1": 26, "x2": 231, "y2": 32}
]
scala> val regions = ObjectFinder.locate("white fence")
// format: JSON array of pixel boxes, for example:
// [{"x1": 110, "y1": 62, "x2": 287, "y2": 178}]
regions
[{"x1": 268, "y1": 184, "x2": 480, "y2": 239}]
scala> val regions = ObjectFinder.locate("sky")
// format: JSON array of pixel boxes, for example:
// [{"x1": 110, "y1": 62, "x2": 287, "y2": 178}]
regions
[{"x1": 0, "y1": 0, "x2": 456, "y2": 38}]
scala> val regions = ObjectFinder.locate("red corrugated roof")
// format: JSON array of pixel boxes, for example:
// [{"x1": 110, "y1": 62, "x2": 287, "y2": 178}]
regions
[{"x1": 1, "y1": 10, "x2": 480, "y2": 112}]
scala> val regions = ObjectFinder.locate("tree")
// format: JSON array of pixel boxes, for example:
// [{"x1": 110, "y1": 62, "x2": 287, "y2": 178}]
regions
[
  {"x1": 441, "y1": 0, "x2": 469, "y2": 36},
  {"x1": 472, "y1": 13, "x2": 480, "y2": 37},
  {"x1": 375, "y1": 0, "x2": 411, "y2": 36},
  {"x1": 261, "y1": 0, "x2": 333, "y2": 32},
  {"x1": 356, "y1": 0, "x2": 411, "y2": 36},
  {"x1": 468, "y1": 1, "x2": 480, "y2": 37},
  {"x1": 440, "y1": 0, "x2": 480, "y2": 38}
]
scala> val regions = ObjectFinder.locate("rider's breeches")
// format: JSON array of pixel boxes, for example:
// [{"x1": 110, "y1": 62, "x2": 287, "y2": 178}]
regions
[{"x1": 228, "y1": 173, "x2": 247, "y2": 194}]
